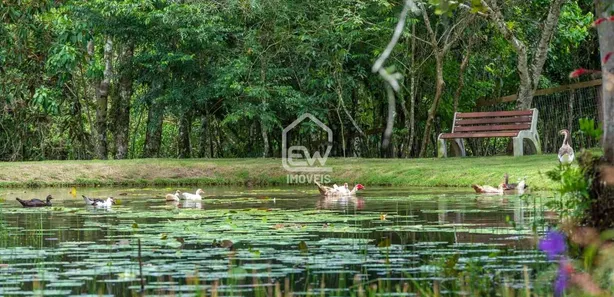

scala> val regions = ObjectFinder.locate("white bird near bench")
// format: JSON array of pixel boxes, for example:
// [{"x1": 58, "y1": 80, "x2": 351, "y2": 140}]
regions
[{"x1": 558, "y1": 129, "x2": 574, "y2": 165}]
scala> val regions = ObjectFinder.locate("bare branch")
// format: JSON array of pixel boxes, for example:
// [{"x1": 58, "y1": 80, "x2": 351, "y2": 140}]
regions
[{"x1": 372, "y1": 0, "x2": 420, "y2": 77}]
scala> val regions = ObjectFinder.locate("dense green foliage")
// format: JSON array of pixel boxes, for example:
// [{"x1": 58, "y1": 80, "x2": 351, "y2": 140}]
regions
[{"x1": 0, "y1": 0, "x2": 598, "y2": 160}]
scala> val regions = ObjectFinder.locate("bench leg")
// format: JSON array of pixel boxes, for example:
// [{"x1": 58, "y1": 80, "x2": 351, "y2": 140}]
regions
[
  {"x1": 513, "y1": 131, "x2": 542, "y2": 157},
  {"x1": 438, "y1": 134, "x2": 447, "y2": 158},
  {"x1": 512, "y1": 136, "x2": 524, "y2": 157},
  {"x1": 453, "y1": 138, "x2": 466, "y2": 157}
]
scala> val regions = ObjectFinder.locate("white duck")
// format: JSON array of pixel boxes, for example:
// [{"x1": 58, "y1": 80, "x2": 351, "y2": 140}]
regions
[
  {"x1": 315, "y1": 182, "x2": 365, "y2": 196},
  {"x1": 165, "y1": 190, "x2": 182, "y2": 202},
  {"x1": 558, "y1": 129, "x2": 574, "y2": 165},
  {"x1": 182, "y1": 189, "x2": 205, "y2": 200},
  {"x1": 83, "y1": 195, "x2": 115, "y2": 207}
]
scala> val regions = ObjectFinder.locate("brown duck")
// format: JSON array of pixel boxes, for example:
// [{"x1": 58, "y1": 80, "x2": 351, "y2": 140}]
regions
[{"x1": 16, "y1": 195, "x2": 53, "y2": 207}]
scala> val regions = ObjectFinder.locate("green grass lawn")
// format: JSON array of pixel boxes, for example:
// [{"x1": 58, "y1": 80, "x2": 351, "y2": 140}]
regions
[{"x1": 0, "y1": 154, "x2": 559, "y2": 189}]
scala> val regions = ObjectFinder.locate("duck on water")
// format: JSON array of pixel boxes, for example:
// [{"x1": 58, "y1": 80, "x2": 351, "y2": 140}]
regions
[
  {"x1": 82, "y1": 195, "x2": 115, "y2": 207},
  {"x1": 16, "y1": 195, "x2": 53, "y2": 207}
]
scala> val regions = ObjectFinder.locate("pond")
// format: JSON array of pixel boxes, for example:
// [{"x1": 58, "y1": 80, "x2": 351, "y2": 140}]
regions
[{"x1": 0, "y1": 186, "x2": 553, "y2": 296}]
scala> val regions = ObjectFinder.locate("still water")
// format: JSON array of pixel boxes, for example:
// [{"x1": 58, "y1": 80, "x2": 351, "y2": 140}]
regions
[{"x1": 0, "y1": 186, "x2": 552, "y2": 296}]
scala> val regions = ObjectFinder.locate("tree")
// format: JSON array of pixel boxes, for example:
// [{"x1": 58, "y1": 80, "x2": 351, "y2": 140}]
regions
[
  {"x1": 418, "y1": 4, "x2": 474, "y2": 157},
  {"x1": 479, "y1": 0, "x2": 566, "y2": 109},
  {"x1": 595, "y1": 1, "x2": 614, "y2": 161}
]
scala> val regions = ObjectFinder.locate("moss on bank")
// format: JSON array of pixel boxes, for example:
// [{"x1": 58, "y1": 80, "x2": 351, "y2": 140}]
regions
[{"x1": 0, "y1": 155, "x2": 558, "y2": 189}]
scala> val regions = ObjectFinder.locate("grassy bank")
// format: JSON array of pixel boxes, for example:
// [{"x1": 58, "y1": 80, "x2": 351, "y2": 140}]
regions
[{"x1": 0, "y1": 154, "x2": 559, "y2": 189}]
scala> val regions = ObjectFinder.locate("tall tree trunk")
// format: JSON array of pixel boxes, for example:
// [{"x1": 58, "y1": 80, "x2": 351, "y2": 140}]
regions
[
  {"x1": 407, "y1": 22, "x2": 417, "y2": 157},
  {"x1": 143, "y1": 101, "x2": 164, "y2": 158},
  {"x1": 113, "y1": 42, "x2": 134, "y2": 159},
  {"x1": 419, "y1": 54, "x2": 444, "y2": 158},
  {"x1": 596, "y1": 0, "x2": 614, "y2": 162},
  {"x1": 94, "y1": 37, "x2": 112, "y2": 160},
  {"x1": 178, "y1": 113, "x2": 191, "y2": 158},
  {"x1": 261, "y1": 121, "x2": 269, "y2": 158},
  {"x1": 199, "y1": 114, "x2": 209, "y2": 158}
]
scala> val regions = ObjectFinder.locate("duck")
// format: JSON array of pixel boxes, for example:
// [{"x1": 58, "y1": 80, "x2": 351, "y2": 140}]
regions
[
  {"x1": 82, "y1": 195, "x2": 115, "y2": 207},
  {"x1": 558, "y1": 129, "x2": 574, "y2": 165},
  {"x1": 315, "y1": 181, "x2": 365, "y2": 196},
  {"x1": 16, "y1": 195, "x2": 53, "y2": 207},
  {"x1": 502, "y1": 173, "x2": 528, "y2": 191},
  {"x1": 165, "y1": 190, "x2": 182, "y2": 202},
  {"x1": 182, "y1": 189, "x2": 205, "y2": 200},
  {"x1": 471, "y1": 184, "x2": 504, "y2": 194}
]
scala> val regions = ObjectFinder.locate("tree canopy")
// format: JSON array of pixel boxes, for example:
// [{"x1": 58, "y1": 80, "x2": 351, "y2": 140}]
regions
[{"x1": 0, "y1": 0, "x2": 598, "y2": 160}]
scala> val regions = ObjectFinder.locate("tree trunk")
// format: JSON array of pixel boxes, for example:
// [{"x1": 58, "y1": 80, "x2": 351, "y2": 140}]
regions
[
  {"x1": 261, "y1": 120, "x2": 269, "y2": 158},
  {"x1": 94, "y1": 37, "x2": 112, "y2": 160},
  {"x1": 113, "y1": 42, "x2": 134, "y2": 159},
  {"x1": 143, "y1": 101, "x2": 164, "y2": 158},
  {"x1": 453, "y1": 38, "x2": 474, "y2": 113},
  {"x1": 419, "y1": 54, "x2": 444, "y2": 158},
  {"x1": 198, "y1": 114, "x2": 209, "y2": 158},
  {"x1": 596, "y1": 0, "x2": 614, "y2": 162},
  {"x1": 408, "y1": 22, "x2": 417, "y2": 158},
  {"x1": 178, "y1": 113, "x2": 191, "y2": 158}
]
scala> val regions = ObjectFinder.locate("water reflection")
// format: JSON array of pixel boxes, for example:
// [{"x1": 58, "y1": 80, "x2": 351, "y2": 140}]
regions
[
  {"x1": 0, "y1": 186, "x2": 549, "y2": 297},
  {"x1": 315, "y1": 196, "x2": 365, "y2": 210}
]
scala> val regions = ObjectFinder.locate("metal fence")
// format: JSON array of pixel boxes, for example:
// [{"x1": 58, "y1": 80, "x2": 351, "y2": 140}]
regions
[{"x1": 472, "y1": 79, "x2": 602, "y2": 155}]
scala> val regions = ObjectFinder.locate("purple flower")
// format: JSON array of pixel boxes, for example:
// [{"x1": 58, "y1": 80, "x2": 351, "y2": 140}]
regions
[
  {"x1": 538, "y1": 230, "x2": 567, "y2": 260},
  {"x1": 554, "y1": 259, "x2": 572, "y2": 297}
]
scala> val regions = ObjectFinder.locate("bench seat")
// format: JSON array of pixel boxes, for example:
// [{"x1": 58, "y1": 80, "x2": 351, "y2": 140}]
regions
[{"x1": 437, "y1": 109, "x2": 542, "y2": 157}]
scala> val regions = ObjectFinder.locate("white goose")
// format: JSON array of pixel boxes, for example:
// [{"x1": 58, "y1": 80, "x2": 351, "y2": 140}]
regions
[
  {"x1": 182, "y1": 189, "x2": 205, "y2": 200},
  {"x1": 558, "y1": 129, "x2": 575, "y2": 165},
  {"x1": 165, "y1": 190, "x2": 182, "y2": 202}
]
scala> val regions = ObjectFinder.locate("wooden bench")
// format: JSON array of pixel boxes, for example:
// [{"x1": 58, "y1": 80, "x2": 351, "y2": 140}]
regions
[{"x1": 437, "y1": 109, "x2": 541, "y2": 157}]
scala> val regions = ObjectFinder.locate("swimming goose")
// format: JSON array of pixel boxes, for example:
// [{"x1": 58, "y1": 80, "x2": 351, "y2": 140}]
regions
[
  {"x1": 558, "y1": 129, "x2": 574, "y2": 165},
  {"x1": 165, "y1": 190, "x2": 182, "y2": 202},
  {"x1": 82, "y1": 195, "x2": 115, "y2": 207},
  {"x1": 16, "y1": 195, "x2": 53, "y2": 207},
  {"x1": 182, "y1": 189, "x2": 205, "y2": 200}
]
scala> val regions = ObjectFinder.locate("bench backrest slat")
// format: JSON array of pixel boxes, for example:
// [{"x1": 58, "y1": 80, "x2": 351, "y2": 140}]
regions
[
  {"x1": 455, "y1": 116, "x2": 532, "y2": 126},
  {"x1": 452, "y1": 109, "x2": 536, "y2": 134},
  {"x1": 454, "y1": 124, "x2": 531, "y2": 132},
  {"x1": 456, "y1": 110, "x2": 533, "y2": 119}
]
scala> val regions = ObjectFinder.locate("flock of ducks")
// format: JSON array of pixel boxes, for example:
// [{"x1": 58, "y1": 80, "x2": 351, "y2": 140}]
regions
[
  {"x1": 15, "y1": 194, "x2": 116, "y2": 208},
  {"x1": 11, "y1": 129, "x2": 579, "y2": 207}
]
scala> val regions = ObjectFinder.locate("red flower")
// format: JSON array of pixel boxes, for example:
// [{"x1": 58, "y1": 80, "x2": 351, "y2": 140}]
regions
[
  {"x1": 604, "y1": 52, "x2": 613, "y2": 64},
  {"x1": 592, "y1": 18, "x2": 607, "y2": 27},
  {"x1": 569, "y1": 68, "x2": 588, "y2": 78}
]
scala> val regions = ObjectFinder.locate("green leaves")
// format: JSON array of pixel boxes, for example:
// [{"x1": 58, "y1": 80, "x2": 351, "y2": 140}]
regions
[{"x1": 578, "y1": 118, "x2": 603, "y2": 144}]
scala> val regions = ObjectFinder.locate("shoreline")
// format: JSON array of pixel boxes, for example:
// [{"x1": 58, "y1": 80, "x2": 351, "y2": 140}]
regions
[{"x1": 0, "y1": 155, "x2": 556, "y2": 189}]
